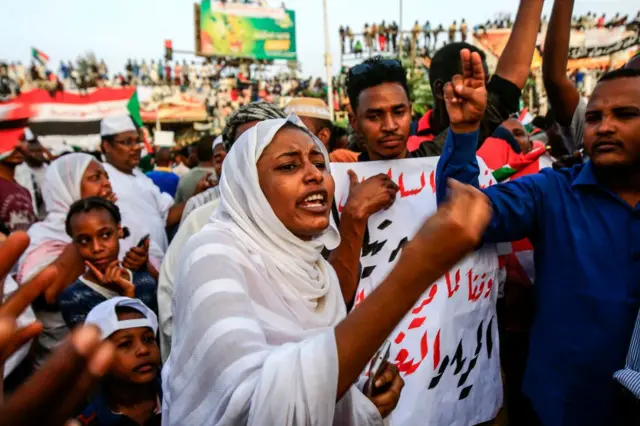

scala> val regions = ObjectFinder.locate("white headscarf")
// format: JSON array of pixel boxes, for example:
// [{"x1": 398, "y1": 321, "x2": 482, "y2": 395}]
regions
[
  {"x1": 19, "y1": 153, "x2": 96, "y2": 282},
  {"x1": 163, "y1": 114, "x2": 381, "y2": 425},
  {"x1": 211, "y1": 114, "x2": 341, "y2": 325}
]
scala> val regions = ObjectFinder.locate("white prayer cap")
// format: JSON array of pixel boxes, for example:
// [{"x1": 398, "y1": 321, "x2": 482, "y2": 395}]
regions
[
  {"x1": 100, "y1": 115, "x2": 137, "y2": 137},
  {"x1": 85, "y1": 297, "x2": 158, "y2": 340},
  {"x1": 212, "y1": 135, "x2": 224, "y2": 150},
  {"x1": 284, "y1": 97, "x2": 332, "y2": 121}
]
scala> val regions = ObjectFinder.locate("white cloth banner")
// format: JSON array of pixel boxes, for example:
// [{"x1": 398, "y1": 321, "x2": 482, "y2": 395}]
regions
[{"x1": 331, "y1": 157, "x2": 503, "y2": 426}]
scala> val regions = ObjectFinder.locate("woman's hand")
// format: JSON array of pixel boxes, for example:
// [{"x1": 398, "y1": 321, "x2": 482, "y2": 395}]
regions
[
  {"x1": 86, "y1": 261, "x2": 135, "y2": 298},
  {"x1": 122, "y1": 238, "x2": 149, "y2": 271},
  {"x1": 366, "y1": 362, "x2": 404, "y2": 419}
]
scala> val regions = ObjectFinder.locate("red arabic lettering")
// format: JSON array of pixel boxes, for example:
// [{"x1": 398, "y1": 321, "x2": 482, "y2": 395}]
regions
[
  {"x1": 468, "y1": 270, "x2": 486, "y2": 302},
  {"x1": 408, "y1": 316, "x2": 427, "y2": 330},
  {"x1": 445, "y1": 269, "x2": 461, "y2": 298},
  {"x1": 484, "y1": 277, "x2": 493, "y2": 298},
  {"x1": 395, "y1": 330, "x2": 429, "y2": 375},
  {"x1": 429, "y1": 170, "x2": 436, "y2": 194},
  {"x1": 353, "y1": 288, "x2": 366, "y2": 308},
  {"x1": 398, "y1": 172, "x2": 426, "y2": 198},
  {"x1": 411, "y1": 284, "x2": 438, "y2": 314},
  {"x1": 433, "y1": 329, "x2": 441, "y2": 370}
]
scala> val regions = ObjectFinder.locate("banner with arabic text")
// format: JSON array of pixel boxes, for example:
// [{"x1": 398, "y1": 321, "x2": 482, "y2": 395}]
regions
[{"x1": 331, "y1": 157, "x2": 502, "y2": 426}]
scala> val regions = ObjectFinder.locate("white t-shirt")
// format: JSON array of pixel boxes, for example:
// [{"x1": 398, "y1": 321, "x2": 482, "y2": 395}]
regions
[{"x1": 104, "y1": 163, "x2": 174, "y2": 251}]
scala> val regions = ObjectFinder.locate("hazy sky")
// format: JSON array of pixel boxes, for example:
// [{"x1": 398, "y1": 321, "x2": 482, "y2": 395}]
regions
[{"x1": 1, "y1": 0, "x2": 637, "y2": 78}]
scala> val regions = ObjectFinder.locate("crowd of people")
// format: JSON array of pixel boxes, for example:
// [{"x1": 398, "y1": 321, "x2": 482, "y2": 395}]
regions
[
  {"x1": 1, "y1": 0, "x2": 640, "y2": 425},
  {"x1": 340, "y1": 9, "x2": 640, "y2": 59},
  {"x1": 339, "y1": 19, "x2": 472, "y2": 58}
]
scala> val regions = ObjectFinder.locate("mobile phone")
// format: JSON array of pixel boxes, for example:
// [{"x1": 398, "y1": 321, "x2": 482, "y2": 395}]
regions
[
  {"x1": 136, "y1": 234, "x2": 150, "y2": 248},
  {"x1": 366, "y1": 340, "x2": 392, "y2": 396}
]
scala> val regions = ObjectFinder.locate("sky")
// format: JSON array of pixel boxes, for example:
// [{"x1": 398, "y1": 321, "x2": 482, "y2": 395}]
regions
[{"x1": 1, "y1": 0, "x2": 637, "y2": 78}]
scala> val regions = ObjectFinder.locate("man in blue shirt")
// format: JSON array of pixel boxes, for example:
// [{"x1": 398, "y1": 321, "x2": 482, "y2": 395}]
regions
[
  {"x1": 614, "y1": 310, "x2": 640, "y2": 424},
  {"x1": 146, "y1": 147, "x2": 180, "y2": 198},
  {"x1": 436, "y1": 49, "x2": 640, "y2": 425}
]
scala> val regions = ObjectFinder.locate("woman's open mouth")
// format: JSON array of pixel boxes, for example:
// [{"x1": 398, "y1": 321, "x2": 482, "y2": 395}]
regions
[{"x1": 297, "y1": 190, "x2": 329, "y2": 213}]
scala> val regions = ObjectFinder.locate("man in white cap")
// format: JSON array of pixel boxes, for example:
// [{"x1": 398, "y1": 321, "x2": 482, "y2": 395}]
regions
[
  {"x1": 14, "y1": 128, "x2": 50, "y2": 219},
  {"x1": 212, "y1": 134, "x2": 227, "y2": 179},
  {"x1": 284, "y1": 97, "x2": 333, "y2": 150},
  {"x1": 100, "y1": 115, "x2": 188, "y2": 251}
]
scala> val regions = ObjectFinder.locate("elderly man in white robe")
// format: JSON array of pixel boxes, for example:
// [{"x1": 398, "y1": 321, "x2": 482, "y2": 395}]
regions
[{"x1": 100, "y1": 115, "x2": 210, "y2": 252}]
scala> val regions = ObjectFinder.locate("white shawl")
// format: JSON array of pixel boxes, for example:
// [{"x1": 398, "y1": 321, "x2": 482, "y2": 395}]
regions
[
  {"x1": 19, "y1": 153, "x2": 97, "y2": 282},
  {"x1": 162, "y1": 115, "x2": 382, "y2": 426}
]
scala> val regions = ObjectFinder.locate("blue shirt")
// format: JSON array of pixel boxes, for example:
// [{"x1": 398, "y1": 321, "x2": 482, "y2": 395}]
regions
[
  {"x1": 77, "y1": 379, "x2": 162, "y2": 426},
  {"x1": 615, "y1": 309, "x2": 640, "y2": 398},
  {"x1": 58, "y1": 271, "x2": 158, "y2": 329},
  {"x1": 145, "y1": 169, "x2": 179, "y2": 198},
  {"x1": 436, "y1": 129, "x2": 640, "y2": 426}
]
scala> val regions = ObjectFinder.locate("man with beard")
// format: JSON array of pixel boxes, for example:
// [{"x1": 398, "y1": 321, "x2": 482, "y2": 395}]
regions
[
  {"x1": 543, "y1": 0, "x2": 640, "y2": 154},
  {"x1": 438, "y1": 59, "x2": 640, "y2": 425},
  {"x1": 101, "y1": 115, "x2": 197, "y2": 252}
]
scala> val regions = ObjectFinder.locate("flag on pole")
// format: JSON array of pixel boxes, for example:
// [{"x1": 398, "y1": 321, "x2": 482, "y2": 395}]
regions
[
  {"x1": 127, "y1": 90, "x2": 153, "y2": 153},
  {"x1": 31, "y1": 47, "x2": 49, "y2": 65}
]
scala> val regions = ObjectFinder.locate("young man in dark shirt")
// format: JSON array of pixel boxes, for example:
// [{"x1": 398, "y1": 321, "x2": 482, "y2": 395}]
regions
[{"x1": 332, "y1": 0, "x2": 545, "y2": 307}]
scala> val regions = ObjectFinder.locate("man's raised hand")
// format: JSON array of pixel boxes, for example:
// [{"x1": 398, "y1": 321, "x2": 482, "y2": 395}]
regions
[{"x1": 444, "y1": 49, "x2": 488, "y2": 134}]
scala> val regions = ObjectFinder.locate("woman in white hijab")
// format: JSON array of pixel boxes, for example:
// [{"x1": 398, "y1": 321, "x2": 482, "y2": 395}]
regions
[
  {"x1": 163, "y1": 115, "x2": 492, "y2": 425},
  {"x1": 17, "y1": 153, "x2": 163, "y2": 366}
]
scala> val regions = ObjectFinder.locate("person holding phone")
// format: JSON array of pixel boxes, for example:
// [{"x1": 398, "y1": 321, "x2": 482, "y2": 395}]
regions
[
  {"x1": 17, "y1": 153, "x2": 163, "y2": 368},
  {"x1": 58, "y1": 197, "x2": 158, "y2": 329}
]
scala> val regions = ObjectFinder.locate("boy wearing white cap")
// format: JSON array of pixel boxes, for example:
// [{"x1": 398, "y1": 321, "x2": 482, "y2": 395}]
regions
[
  {"x1": 100, "y1": 115, "x2": 187, "y2": 252},
  {"x1": 76, "y1": 297, "x2": 162, "y2": 426}
]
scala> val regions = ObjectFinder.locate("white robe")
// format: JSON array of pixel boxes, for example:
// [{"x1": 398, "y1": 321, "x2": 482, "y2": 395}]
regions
[
  {"x1": 162, "y1": 115, "x2": 382, "y2": 425},
  {"x1": 104, "y1": 163, "x2": 174, "y2": 252}
]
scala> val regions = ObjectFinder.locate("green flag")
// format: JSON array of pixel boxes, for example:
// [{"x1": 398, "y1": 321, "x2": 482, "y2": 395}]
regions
[{"x1": 127, "y1": 91, "x2": 143, "y2": 127}]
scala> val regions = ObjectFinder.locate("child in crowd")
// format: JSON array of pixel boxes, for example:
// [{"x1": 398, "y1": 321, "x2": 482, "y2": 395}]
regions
[
  {"x1": 58, "y1": 197, "x2": 158, "y2": 328},
  {"x1": 77, "y1": 297, "x2": 162, "y2": 426}
]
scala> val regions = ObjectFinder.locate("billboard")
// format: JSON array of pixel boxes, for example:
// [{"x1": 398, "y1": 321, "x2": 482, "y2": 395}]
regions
[{"x1": 198, "y1": 1, "x2": 297, "y2": 61}]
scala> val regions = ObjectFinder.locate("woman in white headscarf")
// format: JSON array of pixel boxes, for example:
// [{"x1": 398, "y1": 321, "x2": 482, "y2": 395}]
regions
[
  {"x1": 17, "y1": 153, "x2": 163, "y2": 366},
  {"x1": 163, "y1": 115, "x2": 492, "y2": 425}
]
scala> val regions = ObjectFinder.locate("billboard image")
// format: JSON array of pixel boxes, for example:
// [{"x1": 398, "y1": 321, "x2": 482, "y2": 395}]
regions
[{"x1": 198, "y1": 1, "x2": 297, "y2": 61}]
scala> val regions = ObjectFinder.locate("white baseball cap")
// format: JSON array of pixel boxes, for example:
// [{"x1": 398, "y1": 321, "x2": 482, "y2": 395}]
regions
[
  {"x1": 100, "y1": 115, "x2": 137, "y2": 137},
  {"x1": 85, "y1": 297, "x2": 158, "y2": 340}
]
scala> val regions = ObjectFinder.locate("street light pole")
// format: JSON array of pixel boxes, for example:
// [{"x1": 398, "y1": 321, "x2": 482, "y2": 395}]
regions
[
  {"x1": 322, "y1": 0, "x2": 335, "y2": 120},
  {"x1": 398, "y1": 0, "x2": 403, "y2": 58}
]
